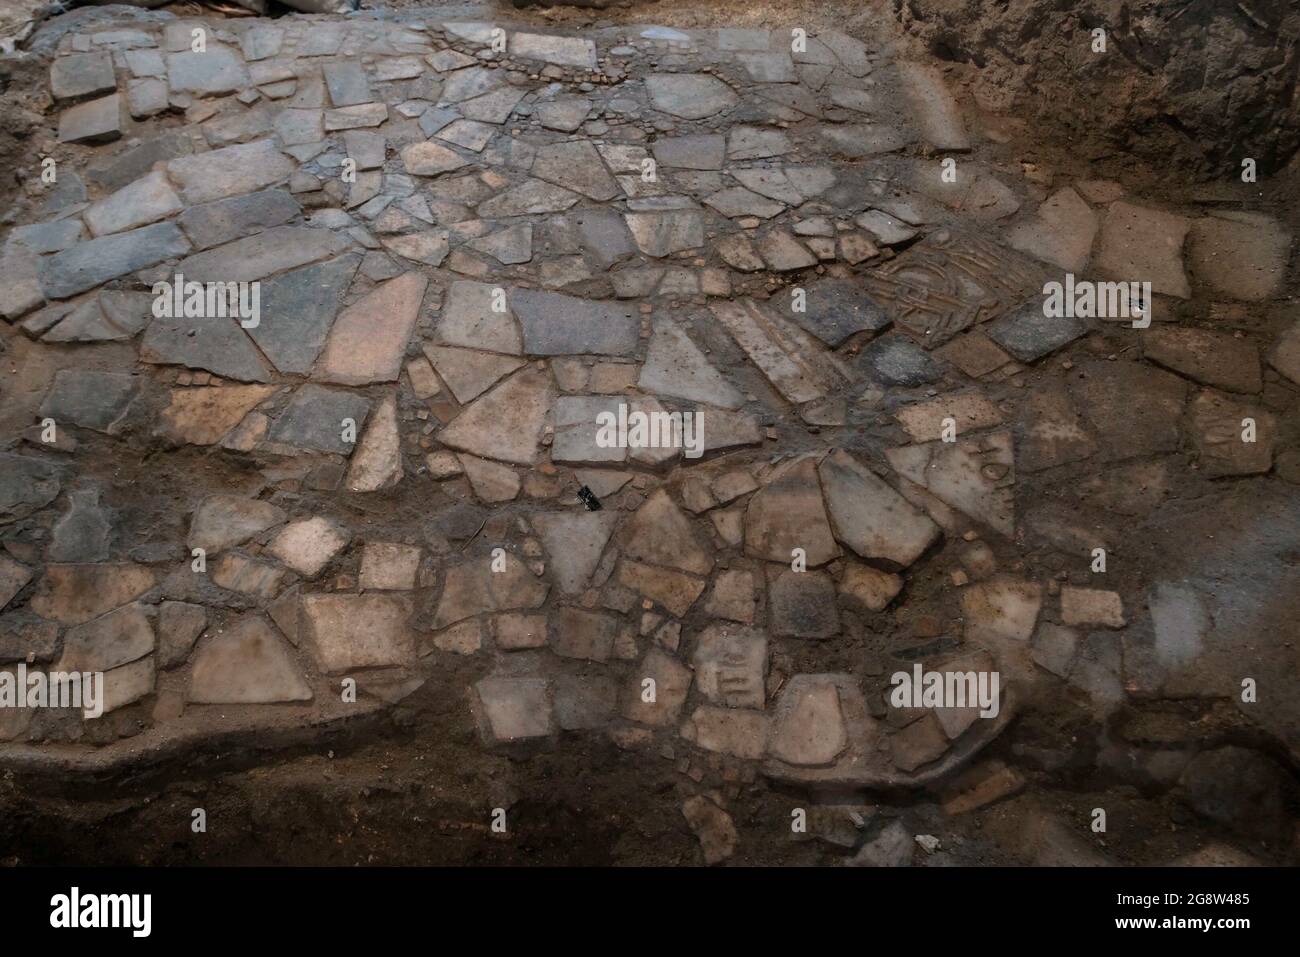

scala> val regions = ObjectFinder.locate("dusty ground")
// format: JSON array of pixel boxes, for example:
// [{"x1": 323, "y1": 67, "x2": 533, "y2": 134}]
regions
[{"x1": 0, "y1": 1, "x2": 1296, "y2": 866}]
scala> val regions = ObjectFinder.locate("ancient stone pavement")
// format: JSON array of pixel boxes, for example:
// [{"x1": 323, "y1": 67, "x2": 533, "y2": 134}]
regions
[{"x1": 1, "y1": 7, "x2": 1297, "y2": 864}]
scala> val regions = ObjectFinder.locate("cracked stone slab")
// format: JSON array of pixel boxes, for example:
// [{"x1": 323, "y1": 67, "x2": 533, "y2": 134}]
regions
[
  {"x1": 437, "y1": 366, "x2": 555, "y2": 465},
  {"x1": 39, "y1": 222, "x2": 190, "y2": 299},
  {"x1": 709, "y1": 299, "x2": 843, "y2": 403}
]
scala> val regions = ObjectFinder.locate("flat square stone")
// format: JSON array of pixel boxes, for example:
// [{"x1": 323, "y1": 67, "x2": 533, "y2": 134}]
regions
[
  {"x1": 267, "y1": 385, "x2": 371, "y2": 454},
  {"x1": 39, "y1": 370, "x2": 138, "y2": 433},
  {"x1": 58, "y1": 93, "x2": 122, "y2": 144},
  {"x1": 323, "y1": 60, "x2": 373, "y2": 107},
  {"x1": 985, "y1": 300, "x2": 1087, "y2": 362},
  {"x1": 509, "y1": 289, "x2": 640, "y2": 356},
  {"x1": 166, "y1": 47, "x2": 250, "y2": 97},
  {"x1": 51, "y1": 52, "x2": 117, "y2": 101}
]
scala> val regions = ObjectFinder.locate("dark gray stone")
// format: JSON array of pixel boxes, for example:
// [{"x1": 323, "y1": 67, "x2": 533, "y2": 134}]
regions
[
  {"x1": 50, "y1": 53, "x2": 117, "y2": 102},
  {"x1": 50, "y1": 489, "x2": 112, "y2": 562},
  {"x1": 249, "y1": 254, "x2": 361, "y2": 374},
  {"x1": 509, "y1": 289, "x2": 640, "y2": 356},
  {"x1": 0, "y1": 455, "x2": 63, "y2": 525},
  {"x1": 652, "y1": 134, "x2": 725, "y2": 170},
  {"x1": 87, "y1": 132, "x2": 196, "y2": 192},
  {"x1": 323, "y1": 60, "x2": 373, "y2": 107},
  {"x1": 38, "y1": 370, "x2": 139, "y2": 434},
  {"x1": 769, "y1": 569, "x2": 841, "y2": 638},
  {"x1": 177, "y1": 188, "x2": 302, "y2": 250},
  {"x1": 573, "y1": 208, "x2": 637, "y2": 267},
  {"x1": 985, "y1": 300, "x2": 1087, "y2": 362},
  {"x1": 140, "y1": 316, "x2": 272, "y2": 383},
  {"x1": 859, "y1": 334, "x2": 943, "y2": 386},
  {"x1": 780, "y1": 278, "x2": 891, "y2": 347},
  {"x1": 268, "y1": 385, "x2": 371, "y2": 454},
  {"x1": 39, "y1": 222, "x2": 190, "y2": 299}
]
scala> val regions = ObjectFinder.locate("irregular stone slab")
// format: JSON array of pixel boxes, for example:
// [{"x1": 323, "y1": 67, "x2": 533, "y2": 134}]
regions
[
  {"x1": 705, "y1": 187, "x2": 785, "y2": 219},
  {"x1": 190, "y1": 615, "x2": 312, "y2": 703},
  {"x1": 821, "y1": 123, "x2": 909, "y2": 157},
  {"x1": 0, "y1": 242, "x2": 46, "y2": 319},
  {"x1": 621, "y1": 648, "x2": 692, "y2": 726},
  {"x1": 157, "y1": 384, "x2": 274, "y2": 446},
  {"x1": 619, "y1": 490, "x2": 713, "y2": 575},
  {"x1": 1189, "y1": 390, "x2": 1274, "y2": 477},
  {"x1": 468, "y1": 223, "x2": 532, "y2": 264},
  {"x1": 11, "y1": 218, "x2": 84, "y2": 255},
  {"x1": 638, "y1": 320, "x2": 744, "y2": 409},
  {"x1": 268, "y1": 385, "x2": 371, "y2": 454},
  {"x1": 859, "y1": 335, "x2": 943, "y2": 386},
  {"x1": 681, "y1": 795, "x2": 738, "y2": 864},
  {"x1": 423, "y1": 345, "x2": 524, "y2": 403},
  {"x1": 551, "y1": 607, "x2": 632, "y2": 662},
  {"x1": 346, "y1": 395, "x2": 404, "y2": 492},
  {"x1": 459, "y1": 86, "x2": 528, "y2": 124},
  {"x1": 269, "y1": 517, "x2": 349, "y2": 578},
  {"x1": 438, "y1": 367, "x2": 554, "y2": 465},
  {"x1": 653, "y1": 134, "x2": 725, "y2": 170},
  {"x1": 692, "y1": 624, "x2": 767, "y2": 709},
  {"x1": 984, "y1": 300, "x2": 1087, "y2": 363},
  {"x1": 896, "y1": 61, "x2": 971, "y2": 151},
  {"x1": 1187, "y1": 211, "x2": 1291, "y2": 302},
  {"x1": 887, "y1": 432, "x2": 1016, "y2": 536},
  {"x1": 1269, "y1": 320, "x2": 1300, "y2": 387},
  {"x1": 273, "y1": 108, "x2": 323, "y2": 146},
  {"x1": 459, "y1": 454, "x2": 518, "y2": 502},
  {"x1": 88, "y1": 131, "x2": 196, "y2": 193},
  {"x1": 645, "y1": 74, "x2": 737, "y2": 119},
  {"x1": 531, "y1": 511, "x2": 619, "y2": 595},
  {"x1": 552, "y1": 395, "x2": 628, "y2": 465},
  {"x1": 1068, "y1": 359, "x2": 1187, "y2": 461},
  {"x1": 57, "y1": 602, "x2": 153, "y2": 673},
  {"x1": 1006, "y1": 187, "x2": 1098, "y2": 272},
  {"x1": 533, "y1": 140, "x2": 620, "y2": 201},
  {"x1": 728, "y1": 126, "x2": 792, "y2": 160},
  {"x1": 616, "y1": 561, "x2": 705, "y2": 617},
  {"x1": 0, "y1": 557, "x2": 33, "y2": 612},
  {"x1": 324, "y1": 103, "x2": 388, "y2": 131},
  {"x1": 39, "y1": 370, "x2": 138, "y2": 434},
  {"x1": 758, "y1": 230, "x2": 817, "y2": 270},
  {"x1": 709, "y1": 299, "x2": 841, "y2": 403},
  {"x1": 51, "y1": 52, "x2": 117, "y2": 101},
  {"x1": 39, "y1": 222, "x2": 189, "y2": 299},
  {"x1": 166, "y1": 48, "x2": 250, "y2": 96},
  {"x1": 1016, "y1": 380, "x2": 1097, "y2": 473},
  {"x1": 778, "y1": 277, "x2": 890, "y2": 347},
  {"x1": 1143, "y1": 326, "x2": 1261, "y2": 394},
  {"x1": 511, "y1": 32, "x2": 597, "y2": 69},
  {"x1": 1095, "y1": 201, "x2": 1191, "y2": 299},
  {"x1": 250, "y1": 254, "x2": 360, "y2": 375},
  {"x1": 769, "y1": 568, "x2": 840, "y2": 638},
  {"x1": 509, "y1": 289, "x2": 639, "y2": 356},
  {"x1": 961, "y1": 576, "x2": 1042, "y2": 644},
  {"x1": 744, "y1": 458, "x2": 839, "y2": 565},
  {"x1": 141, "y1": 315, "x2": 272, "y2": 383},
  {"x1": 189, "y1": 495, "x2": 286, "y2": 553},
  {"x1": 58, "y1": 94, "x2": 122, "y2": 144},
  {"x1": 166, "y1": 139, "x2": 295, "y2": 205},
  {"x1": 302, "y1": 593, "x2": 415, "y2": 673},
  {"x1": 400, "y1": 141, "x2": 470, "y2": 176},
  {"x1": 840, "y1": 562, "x2": 903, "y2": 612},
  {"x1": 624, "y1": 209, "x2": 704, "y2": 257},
  {"x1": 317, "y1": 271, "x2": 428, "y2": 385},
  {"x1": 819, "y1": 450, "x2": 941, "y2": 567},
  {"x1": 382, "y1": 231, "x2": 450, "y2": 267},
  {"x1": 211, "y1": 552, "x2": 286, "y2": 598},
  {"x1": 896, "y1": 392, "x2": 1004, "y2": 443},
  {"x1": 432, "y1": 552, "x2": 548, "y2": 629},
  {"x1": 322, "y1": 60, "x2": 372, "y2": 107},
  {"x1": 177, "y1": 188, "x2": 301, "y2": 250},
  {"x1": 480, "y1": 179, "x2": 580, "y2": 218},
  {"x1": 31, "y1": 563, "x2": 155, "y2": 625},
  {"x1": 476, "y1": 677, "x2": 553, "y2": 742},
  {"x1": 175, "y1": 225, "x2": 350, "y2": 284},
  {"x1": 0, "y1": 454, "x2": 62, "y2": 525},
  {"x1": 435, "y1": 280, "x2": 523, "y2": 354},
  {"x1": 767, "y1": 675, "x2": 849, "y2": 765},
  {"x1": 537, "y1": 96, "x2": 591, "y2": 132},
  {"x1": 47, "y1": 490, "x2": 107, "y2": 563}
]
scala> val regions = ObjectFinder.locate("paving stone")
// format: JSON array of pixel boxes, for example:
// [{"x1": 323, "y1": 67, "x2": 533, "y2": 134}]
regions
[
  {"x1": 175, "y1": 188, "x2": 299, "y2": 250},
  {"x1": 459, "y1": 453, "x2": 520, "y2": 502},
  {"x1": 1068, "y1": 360, "x2": 1187, "y2": 461},
  {"x1": 933, "y1": 333, "x2": 1012, "y2": 379},
  {"x1": 211, "y1": 552, "x2": 286, "y2": 598},
  {"x1": 769, "y1": 568, "x2": 840, "y2": 638},
  {"x1": 84, "y1": 169, "x2": 183, "y2": 238},
  {"x1": 58, "y1": 93, "x2": 122, "y2": 144},
  {"x1": 895, "y1": 392, "x2": 1004, "y2": 443},
  {"x1": 1189, "y1": 389, "x2": 1274, "y2": 477},
  {"x1": 777, "y1": 277, "x2": 890, "y2": 347},
  {"x1": 240, "y1": 25, "x2": 282, "y2": 61},
  {"x1": 531, "y1": 511, "x2": 619, "y2": 595},
  {"x1": 492, "y1": 612, "x2": 547, "y2": 651},
  {"x1": 691, "y1": 623, "x2": 767, "y2": 709},
  {"x1": 645, "y1": 74, "x2": 738, "y2": 119},
  {"x1": 400, "y1": 140, "x2": 469, "y2": 177},
  {"x1": 480, "y1": 179, "x2": 581, "y2": 218},
  {"x1": 839, "y1": 562, "x2": 904, "y2": 612},
  {"x1": 438, "y1": 366, "x2": 554, "y2": 465},
  {"x1": 188, "y1": 494, "x2": 286, "y2": 555},
  {"x1": 511, "y1": 32, "x2": 597, "y2": 69},
  {"x1": 431, "y1": 552, "x2": 548, "y2": 629},
  {"x1": 821, "y1": 123, "x2": 909, "y2": 157},
  {"x1": 652, "y1": 134, "x2": 725, "y2": 171},
  {"x1": 0, "y1": 558, "x2": 33, "y2": 613},
  {"x1": 476, "y1": 676, "x2": 553, "y2": 742},
  {"x1": 537, "y1": 96, "x2": 591, "y2": 132},
  {"x1": 1269, "y1": 319, "x2": 1300, "y2": 387},
  {"x1": 1006, "y1": 187, "x2": 1098, "y2": 272},
  {"x1": 155, "y1": 384, "x2": 274, "y2": 446},
  {"x1": 302, "y1": 593, "x2": 415, "y2": 673},
  {"x1": 706, "y1": 186, "x2": 785, "y2": 219},
  {"x1": 166, "y1": 139, "x2": 294, "y2": 205},
  {"x1": 11, "y1": 218, "x2": 84, "y2": 256},
  {"x1": 57, "y1": 601, "x2": 154, "y2": 674},
  {"x1": 728, "y1": 126, "x2": 791, "y2": 160},
  {"x1": 1187, "y1": 212, "x2": 1290, "y2": 302},
  {"x1": 508, "y1": 288, "x2": 639, "y2": 357},
  {"x1": 166, "y1": 47, "x2": 249, "y2": 96},
  {"x1": 637, "y1": 319, "x2": 744, "y2": 410},
  {"x1": 268, "y1": 516, "x2": 348, "y2": 578},
  {"x1": 268, "y1": 385, "x2": 370, "y2": 454},
  {"x1": 710, "y1": 299, "x2": 840, "y2": 403},
  {"x1": 618, "y1": 489, "x2": 713, "y2": 576},
  {"x1": 744, "y1": 458, "x2": 838, "y2": 565},
  {"x1": 240, "y1": 253, "x2": 359, "y2": 375},
  {"x1": 984, "y1": 300, "x2": 1087, "y2": 363},
  {"x1": 681, "y1": 795, "x2": 738, "y2": 865},
  {"x1": 531, "y1": 140, "x2": 620, "y2": 201},
  {"x1": 960, "y1": 576, "x2": 1042, "y2": 644},
  {"x1": 190, "y1": 615, "x2": 311, "y2": 703},
  {"x1": 551, "y1": 606, "x2": 632, "y2": 662},
  {"x1": 624, "y1": 208, "x2": 703, "y2": 257},
  {"x1": 859, "y1": 334, "x2": 943, "y2": 387},
  {"x1": 39, "y1": 370, "x2": 138, "y2": 434},
  {"x1": 30, "y1": 563, "x2": 155, "y2": 626},
  {"x1": 1095, "y1": 201, "x2": 1191, "y2": 299},
  {"x1": 615, "y1": 560, "x2": 705, "y2": 617},
  {"x1": 621, "y1": 648, "x2": 692, "y2": 726},
  {"x1": 141, "y1": 311, "x2": 272, "y2": 383},
  {"x1": 767, "y1": 675, "x2": 849, "y2": 765},
  {"x1": 423, "y1": 344, "x2": 524, "y2": 404},
  {"x1": 819, "y1": 450, "x2": 941, "y2": 567},
  {"x1": 317, "y1": 271, "x2": 427, "y2": 385},
  {"x1": 896, "y1": 61, "x2": 970, "y2": 151},
  {"x1": 39, "y1": 222, "x2": 189, "y2": 300},
  {"x1": 157, "y1": 600, "x2": 208, "y2": 669},
  {"x1": 51, "y1": 52, "x2": 117, "y2": 101},
  {"x1": 359, "y1": 542, "x2": 421, "y2": 591},
  {"x1": 886, "y1": 432, "x2": 1016, "y2": 536},
  {"x1": 467, "y1": 223, "x2": 532, "y2": 264},
  {"x1": 1016, "y1": 380, "x2": 1097, "y2": 473},
  {"x1": 1060, "y1": 586, "x2": 1126, "y2": 628},
  {"x1": 1142, "y1": 326, "x2": 1261, "y2": 394},
  {"x1": 322, "y1": 60, "x2": 372, "y2": 107}
]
